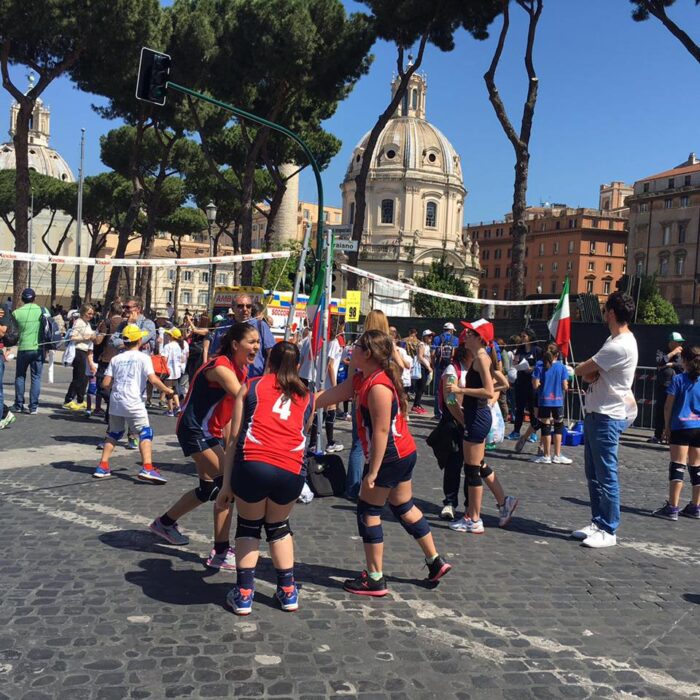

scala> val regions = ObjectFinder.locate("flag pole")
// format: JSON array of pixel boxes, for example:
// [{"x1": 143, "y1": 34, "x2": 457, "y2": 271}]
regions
[{"x1": 566, "y1": 339, "x2": 586, "y2": 425}]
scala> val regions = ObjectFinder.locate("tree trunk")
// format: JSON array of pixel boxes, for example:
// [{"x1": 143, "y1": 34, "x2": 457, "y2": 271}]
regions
[
  {"x1": 50, "y1": 264, "x2": 57, "y2": 308},
  {"x1": 239, "y1": 158, "x2": 257, "y2": 286},
  {"x1": 260, "y1": 182, "x2": 286, "y2": 286},
  {"x1": 144, "y1": 267, "x2": 153, "y2": 314},
  {"x1": 11, "y1": 100, "x2": 32, "y2": 301},
  {"x1": 173, "y1": 266, "x2": 181, "y2": 319}
]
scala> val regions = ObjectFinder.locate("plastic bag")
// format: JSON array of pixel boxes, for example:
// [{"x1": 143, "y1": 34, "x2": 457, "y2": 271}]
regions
[
  {"x1": 487, "y1": 402, "x2": 505, "y2": 445},
  {"x1": 297, "y1": 481, "x2": 314, "y2": 504}
]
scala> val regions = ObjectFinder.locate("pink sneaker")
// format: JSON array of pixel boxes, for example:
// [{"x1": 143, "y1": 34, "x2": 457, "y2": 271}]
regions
[{"x1": 206, "y1": 546, "x2": 236, "y2": 571}]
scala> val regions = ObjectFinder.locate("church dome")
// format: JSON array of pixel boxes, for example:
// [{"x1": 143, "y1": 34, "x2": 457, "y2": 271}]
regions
[{"x1": 0, "y1": 97, "x2": 75, "y2": 182}]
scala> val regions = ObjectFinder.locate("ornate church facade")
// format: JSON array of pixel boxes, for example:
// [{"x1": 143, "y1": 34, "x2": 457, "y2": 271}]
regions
[{"x1": 340, "y1": 72, "x2": 480, "y2": 312}]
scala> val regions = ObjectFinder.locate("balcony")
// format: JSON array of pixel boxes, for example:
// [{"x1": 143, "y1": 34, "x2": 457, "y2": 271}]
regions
[{"x1": 359, "y1": 244, "x2": 416, "y2": 261}]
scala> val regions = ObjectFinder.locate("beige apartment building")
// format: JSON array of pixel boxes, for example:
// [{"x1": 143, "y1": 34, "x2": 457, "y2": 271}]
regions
[{"x1": 627, "y1": 153, "x2": 700, "y2": 322}]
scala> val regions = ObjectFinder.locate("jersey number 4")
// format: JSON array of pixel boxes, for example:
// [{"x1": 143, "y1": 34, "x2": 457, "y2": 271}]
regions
[{"x1": 272, "y1": 394, "x2": 292, "y2": 421}]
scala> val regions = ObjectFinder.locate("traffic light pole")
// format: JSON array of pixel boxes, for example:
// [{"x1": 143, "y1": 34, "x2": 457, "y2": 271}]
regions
[{"x1": 164, "y1": 81, "x2": 325, "y2": 277}]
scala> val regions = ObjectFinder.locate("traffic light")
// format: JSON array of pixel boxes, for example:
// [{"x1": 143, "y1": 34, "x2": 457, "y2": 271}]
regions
[{"x1": 135, "y1": 47, "x2": 171, "y2": 106}]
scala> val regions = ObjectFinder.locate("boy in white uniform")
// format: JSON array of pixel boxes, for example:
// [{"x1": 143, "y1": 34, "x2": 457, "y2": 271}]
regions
[{"x1": 93, "y1": 325, "x2": 175, "y2": 483}]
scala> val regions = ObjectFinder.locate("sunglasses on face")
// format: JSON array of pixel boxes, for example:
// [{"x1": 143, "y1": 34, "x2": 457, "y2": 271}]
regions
[{"x1": 237, "y1": 304, "x2": 252, "y2": 309}]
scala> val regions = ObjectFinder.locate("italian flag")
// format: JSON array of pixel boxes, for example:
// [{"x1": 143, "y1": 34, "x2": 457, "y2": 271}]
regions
[
  {"x1": 548, "y1": 277, "x2": 571, "y2": 358},
  {"x1": 306, "y1": 263, "x2": 326, "y2": 359}
]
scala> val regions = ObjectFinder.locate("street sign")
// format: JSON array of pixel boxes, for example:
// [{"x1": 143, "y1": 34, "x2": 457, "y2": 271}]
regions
[
  {"x1": 334, "y1": 239, "x2": 358, "y2": 252},
  {"x1": 331, "y1": 225, "x2": 352, "y2": 239},
  {"x1": 345, "y1": 290, "x2": 362, "y2": 322}
]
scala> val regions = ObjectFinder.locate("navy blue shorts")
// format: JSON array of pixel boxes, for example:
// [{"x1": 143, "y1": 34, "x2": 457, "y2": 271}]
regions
[
  {"x1": 231, "y1": 460, "x2": 305, "y2": 505},
  {"x1": 363, "y1": 452, "x2": 417, "y2": 489},
  {"x1": 177, "y1": 428, "x2": 224, "y2": 457},
  {"x1": 670, "y1": 429, "x2": 700, "y2": 447},
  {"x1": 463, "y1": 407, "x2": 492, "y2": 444}
]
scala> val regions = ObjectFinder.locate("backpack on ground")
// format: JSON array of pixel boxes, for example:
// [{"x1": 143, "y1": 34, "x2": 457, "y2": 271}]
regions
[{"x1": 306, "y1": 454, "x2": 346, "y2": 497}]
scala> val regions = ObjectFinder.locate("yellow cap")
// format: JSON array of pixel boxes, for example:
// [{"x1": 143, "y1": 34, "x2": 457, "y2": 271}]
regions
[
  {"x1": 121, "y1": 324, "x2": 149, "y2": 343},
  {"x1": 165, "y1": 327, "x2": 182, "y2": 339}
]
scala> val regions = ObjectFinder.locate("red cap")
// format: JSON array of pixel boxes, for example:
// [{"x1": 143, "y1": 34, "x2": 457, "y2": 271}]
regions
[{"x1": 460, "y1": 319, "x2": 494, "y2": 344}]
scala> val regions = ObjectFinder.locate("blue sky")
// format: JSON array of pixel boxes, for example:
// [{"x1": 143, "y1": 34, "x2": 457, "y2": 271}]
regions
[{"x1": 1, "y1": 0, "x2": 698, "y2": 224}]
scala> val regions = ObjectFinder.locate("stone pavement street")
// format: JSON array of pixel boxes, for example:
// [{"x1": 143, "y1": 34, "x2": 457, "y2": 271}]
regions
[{"x1": 1, "y1": 365, "x2": 699, "y2": 699}]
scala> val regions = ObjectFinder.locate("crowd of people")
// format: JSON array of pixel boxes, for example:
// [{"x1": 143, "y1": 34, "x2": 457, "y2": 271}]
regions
[{"x1": 1, "y1": 287, "x2": 699, "y2": 613}]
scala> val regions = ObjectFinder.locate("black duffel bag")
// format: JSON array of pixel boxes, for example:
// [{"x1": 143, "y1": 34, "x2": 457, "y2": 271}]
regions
[{"x1": 307, "y1": 454, "x2": 346, "y2": 497}]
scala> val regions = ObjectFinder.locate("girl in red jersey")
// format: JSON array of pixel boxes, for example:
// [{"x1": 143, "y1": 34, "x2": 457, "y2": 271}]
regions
[
  {"x1": 217, "y1": 342, "x2": 315, "y2": 615},
  {"x1": 149, "y1": 323, "x2": 259, "y2": 572},
  {"x1": 316, "y1": 329, "x2": 452, "y2": 597}
]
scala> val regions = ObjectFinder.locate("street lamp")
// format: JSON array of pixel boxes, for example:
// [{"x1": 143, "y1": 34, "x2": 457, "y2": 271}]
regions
[{"x1": 205, "y1": 201, "x2": 217, "y2": 313}]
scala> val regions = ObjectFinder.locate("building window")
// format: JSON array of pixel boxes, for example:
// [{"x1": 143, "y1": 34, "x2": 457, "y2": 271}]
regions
[
  {"x1": 551, "y1": 280, "x2": 558, "y2": 294},
  {"x1": 181, "y1": 290, "x2": 192, "y2": 305},
  {"x1": 568, "y1": 240, "x2": 574, "y2": 254},
  {"x1": 483, "y1": 249, "x2": 490, "y2": 260},
  {"x1": 198, "y1": 292, "x2": 208, "y2": 307},
  {"x1": 668, "y1": 178, "x2": 675, "y2": 189},
  {"x1": 606, "y1": 242, "x2": 613, "y2": 255},
  {"x1": 685, "y1": 175, "x2": 691, "y2": 186},
  {"x1": 636, "y1": 259, "x2": 644, "y2": 276},
  {"x1": 495, "y1": 267, "x2": 501, "y2": 278},
  {"x1": 425, "y1": 201, "x2": 437, "y2": 228},
  {"x1": 592, "y1": 219, "x2": 599, "y2": 228},
  {"x1": 605, "y1": 262, "x2": 612, "y2": 272},
  {"x1": 643, "y1": 182, "x2": 649, "y2": 193},
  {"x1": 676, "y1": 255, "x2": 685, "y2": 276},
  {"x1": 303, "y1": 208, "x2": 310, "y2": 220},
  {"x1": 349, "y1": 202, "x2": 355, "y2": 224},
  {"x1": 586, "y1": 280, "x2": 594, "y2": 294},
  {"x1": 481, "y1": 267, "x2": 488, "y2": 278},
  {"x1": 590, "y1": 241, "x2": 596, "y2": 254},
  {"x1": 200, "y1": 271, "x2": 209, "y2": 284},
  {"x1": 168, "y1": 269, "x2": 175, "y2": 281},
  {"x1": 380, "y1": 199, "x2": 394, "y2": 224},
  {"x1": 217, "y1": 273, "x2": 227, "y2": 284},
  {"x1": 681, "y1": 195, "x2": 689, "y2": 208},
  {"x1": 183, "y1": 271, "x2": 193, "y2": 282},
  {"x1": 166, "y1": 290, "x2": 173, "y2": 303},
  {"x1": 663, "y1": 225, "x2": 671, "y2": 245},
  {"x1": 640, "y1": 202, "x2": 648, "y2": 212},
  {"x1": 492, "y1": 286, "x2": 498, "y2": 298},
  {"x1": 665, "y1": 198, "x2": 673, "y2": 209},
  {"x1": 552, "y1": 262, "x2": 558, "y2": 272},
  {"x1": 659, "y1": 255, "x2": 669, "y2": 277},
  {"x1": 588, "y1": 261, "x2": 595, "y2": 271},
  {"x1": 604, "y1": 281, "x2": 611, "y2": 295},
  {"x1": 539, "y1": 242, "x2": 545, "y2": 256},
  {"x1": 553, "y1": 242, "x2": 559, "y2": 254},
  {"x1": 566, "y1": 261, "x2": 573, "y2": 272},
  {"x1": 411, "y1": 89, "x2": 417, "y2": 109},
  {"x1": 506, "y1": 266, "x2": 511, "y2": 278},
  {"x1": 538, "y1": 263, "x2": 544, "y2": 273},
  {"x1": 679, "y1": 223, "x2": 686, "y2": 243},
  {"x1": 555, "y1": 221, "x2": 561, "y2": 230}
]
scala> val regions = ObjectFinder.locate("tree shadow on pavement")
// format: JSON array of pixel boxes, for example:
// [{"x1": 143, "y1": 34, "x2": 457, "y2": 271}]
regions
[{"x1": 682, "y1": 593, "x2": 700, "y2": 605}]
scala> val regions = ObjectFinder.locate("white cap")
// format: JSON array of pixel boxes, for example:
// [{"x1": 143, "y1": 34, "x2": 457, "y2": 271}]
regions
[
  {"x1": 422, "y1": 329, "x2": 434, "y2": 337},
  {"x1": 443, "y1": 322, "x2": 455, "y2": 330}
]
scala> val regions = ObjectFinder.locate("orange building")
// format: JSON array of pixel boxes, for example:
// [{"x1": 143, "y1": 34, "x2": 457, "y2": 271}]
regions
[{"x1": 463, "y1": 187, "x2": 630, "y2": 318}]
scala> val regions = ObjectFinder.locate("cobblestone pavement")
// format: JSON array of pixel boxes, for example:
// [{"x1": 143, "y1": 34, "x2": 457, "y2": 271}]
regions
[{"x1": 1, "y1": 366, "x2": 699, "y2": 699}]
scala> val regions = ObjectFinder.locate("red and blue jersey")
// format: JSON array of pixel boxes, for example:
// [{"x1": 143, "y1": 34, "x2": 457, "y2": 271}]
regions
[
  {"x1": 177, "y1": 355, "x2": 247, "y2": 440},
  {"x1": 353, "y1": 369, "x2": 416, "y2": 463},
  {"x1": 237, "y1": 374, "x2": 315, "y2": 474}
]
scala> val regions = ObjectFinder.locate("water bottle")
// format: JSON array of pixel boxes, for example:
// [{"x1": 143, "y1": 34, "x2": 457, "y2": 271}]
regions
[{"x1": 445, "y1": 374, "x2": 457, "y2": 406}]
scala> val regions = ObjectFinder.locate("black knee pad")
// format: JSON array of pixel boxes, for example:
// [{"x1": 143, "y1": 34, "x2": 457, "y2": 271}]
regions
[
  {"x1": 540, "y1": 423, "x2": 552, "y2": 437},
  {"x1": 465, "y1": 465, "x2": 482, "y2": 488},
  {"x1": 669, "y1": 461, "x2": 686, "y2": 483},
  {"x1": 265, "y1": 519, "x2": 293, "y2": 542},
  {"x1": 389, "y1": 500, "x2": 430, "y2": 539},
  {"x1": 235, "y1": 516, "x2": 264, "y2": 540},
  {"x1": 194, "y1": 478, "x2": 216, "y2": 502},
  {"x1": 479, "y1": 463, "x2": 493, "y2": 479},
  {"x1": 553, "y1": 420, "x2": 564, "y2": 436},
  {"x1": 689, "y1": 466, "x2": 700, "y2": 486},
  {"x1": 357, "y1": 499, "x2": 384, "y2": 544}
]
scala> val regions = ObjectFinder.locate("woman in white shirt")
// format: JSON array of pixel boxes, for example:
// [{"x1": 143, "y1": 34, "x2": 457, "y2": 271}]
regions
[
  {"x1": 63, "y1": 304, "x2": 96, "y2": 411},
  {"x1": 411, "y1": 330, "x2": 434, "y2": 415}
]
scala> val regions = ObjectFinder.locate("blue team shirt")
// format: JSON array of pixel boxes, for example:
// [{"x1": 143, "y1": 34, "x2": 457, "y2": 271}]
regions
[
  {"x1": 532, "y1": 360, "x2": 568, "y2": 407},
  {"x1": 667, "y1": 372, "x2": 700, "y2": 431}
]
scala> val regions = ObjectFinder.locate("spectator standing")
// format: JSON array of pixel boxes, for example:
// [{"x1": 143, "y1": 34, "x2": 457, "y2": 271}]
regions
[
  {"x1": 63, "y1": 304, "x2": 96, "y2": 411},
  {"x1": 165, "y1": 301, "x2": 175, "y2": 322},
  {"x1": 0, "y1": 307, "x2": 16, "y2": 428},
  {"x1": 12, "y1": 288, "x2": 48, "y2": 414},
  {"x1": 411, "y1": 330, "x2": 433, "y2": 414},
  {"x1": 508, "y1": 329, "x2": 542, "y2": 441},
  {"x1": 573, "y1": 292, "x2": 638, "y2": 548},
  {"x1": 431, "y1": 322, "x2": 459, "y2": 419},
  {"x1": 650, "y1": 331, "x2": 684, "y2": 444}
]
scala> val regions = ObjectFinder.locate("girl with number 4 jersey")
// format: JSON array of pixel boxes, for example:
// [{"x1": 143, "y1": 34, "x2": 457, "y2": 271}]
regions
[
  {"x1": 316, "y1": 329, "x2": 452, "y2": 597},
  {"x1": 218, "y1": 342, "x2": 315, "y2": 615}
]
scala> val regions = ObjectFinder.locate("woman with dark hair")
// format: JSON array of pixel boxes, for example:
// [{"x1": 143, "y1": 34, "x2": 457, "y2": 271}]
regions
[
  {"x1": 507, "y1": 328, "x2": 542, "y2": 441},
  {"x1": 149, "y1": 323, "x2": 260, "y2": 571},
  {"x1": 316, "y1": 329, "x2": 452, "y2": 596},
  {"x1": 63, "y1": 303, "x2": 96, "y2": 411},
  {"x1": 653, "y1": 342, "x2": 700, "y2": 520},
  {"x1": 217, "y1": 342, "x2": 315, "y2": 615}
]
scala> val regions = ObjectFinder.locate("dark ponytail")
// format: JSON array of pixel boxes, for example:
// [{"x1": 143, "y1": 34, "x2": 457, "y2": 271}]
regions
[
  {"x1": 268, "y1": 341, "x2": 307, "y2": 399},
  {"x1": 681, "y1": 342, "x2": 700, "y2": 381},
  {"x1": 218, "y1": 322, "x2": 257, "y2": 360},
  {"x1": 543, "y1": 342, "x2": 560, "y2": 370}
]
